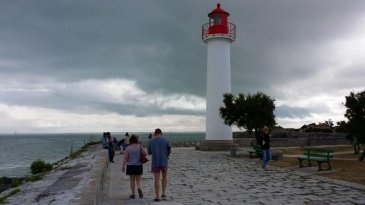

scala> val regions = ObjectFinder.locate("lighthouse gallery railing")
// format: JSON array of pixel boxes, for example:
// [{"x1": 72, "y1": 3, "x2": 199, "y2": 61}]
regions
[{"x1": 202, "y1": 22, "x2": 236, "y2": 41}]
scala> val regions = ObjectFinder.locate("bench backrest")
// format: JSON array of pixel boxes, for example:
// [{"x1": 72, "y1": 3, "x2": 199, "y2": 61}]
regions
[
  {"x1": 254, "y1": 144, "x2": 262, "y2": 153},
  {"x1": 303, "y1": 148, "x2": 334, "y2": 159}
]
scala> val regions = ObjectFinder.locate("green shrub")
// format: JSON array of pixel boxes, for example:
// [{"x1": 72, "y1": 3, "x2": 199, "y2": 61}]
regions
[
  {"x1": 10, "y1": 178, "x2": 22, "y2": 188},
  {"x1": 26, "y1": 174, "x2": 43, "y2": 182},
  {"x1": 30, "y1": 160, "x2": 53, "y2": 175}
]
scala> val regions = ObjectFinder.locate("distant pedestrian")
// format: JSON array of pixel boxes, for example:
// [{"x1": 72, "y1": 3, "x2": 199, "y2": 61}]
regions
[
  {"x1": 148, "y1": 128, "x2": 171, "y2": 201},
  {"x1": 101, "y1": 132, "x2": 108, "y2": 149},
  {"x1": 103, "y1": 132, "x2": 115, "y2": 163},
  {"x1": 122, "y1": 132, "x2": 130, "y2": 153},
  {"x1": 122, "y1": 135, "x2": 147, "y2": 199},
  {"x1": 261, "y1": 126, "x2": 271, "y2": 170}
]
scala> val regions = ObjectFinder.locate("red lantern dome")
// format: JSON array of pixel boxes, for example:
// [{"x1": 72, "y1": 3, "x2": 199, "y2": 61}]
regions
[{"x1": 202, "y1": 3, "x2": 236, "y2": 42}]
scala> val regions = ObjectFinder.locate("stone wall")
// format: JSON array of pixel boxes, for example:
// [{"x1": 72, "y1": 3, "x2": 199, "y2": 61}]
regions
[
  {"x1": 149, "y1": 132, "x2": 351, "y2": 148},
  {"x1": 233, "y1": 137, "x2": 350, "y2": 147},
  {"x1": 0, "y1": 145, "x2": 109, "y2": 205}
]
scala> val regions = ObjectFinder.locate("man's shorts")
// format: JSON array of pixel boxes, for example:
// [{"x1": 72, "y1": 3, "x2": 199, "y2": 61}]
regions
[{"x1": 151, "y1": 166, "x2": 168, "y2": 173}]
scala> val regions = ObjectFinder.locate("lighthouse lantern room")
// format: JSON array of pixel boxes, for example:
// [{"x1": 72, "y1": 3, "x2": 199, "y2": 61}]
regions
[
  {"x1": 199, "y1": 3, "x2": 238, "y2": 151},
  {"x1": 202, "y1": 3, "x2": 236, "y2": 42}
]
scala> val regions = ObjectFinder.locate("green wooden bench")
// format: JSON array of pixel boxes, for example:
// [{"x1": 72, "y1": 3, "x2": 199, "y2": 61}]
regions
[
  {"x1": 297, "y1": 148, "x2": 334, "y2": 171},
  {"x1": 248, "y1": 144, "x2": 262, "y2": 159}
]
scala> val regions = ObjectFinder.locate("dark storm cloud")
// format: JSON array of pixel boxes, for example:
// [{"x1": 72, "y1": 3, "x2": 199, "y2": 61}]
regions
[
  {"x1": 0, "y1": 0, "x2": 208, "y2": 95},
  {"x1": 0, "y1": 0, "x2": 365, "y2": 131},
  {"x1": 228, "y1": 1, "x2": 365, "y2": 94},
  {"x1": 2, "y1": 1, "x2": 364, "y2": 94}
]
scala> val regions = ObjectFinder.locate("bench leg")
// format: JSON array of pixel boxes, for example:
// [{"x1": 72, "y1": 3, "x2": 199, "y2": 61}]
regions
[
  {"x1": 248, "y1": 152, "x2": 254, "y2": 159},
  {"x1": 317, "y1": 161, "x2": 331, "y2": 171},
  {"x1": 317, "y1": 161, "x2": 323, "y2": 171},
  {"x1": 298, "y1": 159, "x2": 311, "y2": 168}
]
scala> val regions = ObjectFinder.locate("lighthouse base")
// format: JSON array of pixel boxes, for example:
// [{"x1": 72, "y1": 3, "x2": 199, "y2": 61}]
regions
[{"x1": 196, "y1": 140, "x2": 239, "y2": 151}]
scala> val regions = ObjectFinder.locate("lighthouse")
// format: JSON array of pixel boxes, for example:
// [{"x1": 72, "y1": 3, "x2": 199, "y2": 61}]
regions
[{"x1": 198, "y1": 3, "x2": 238, "y2": 151}]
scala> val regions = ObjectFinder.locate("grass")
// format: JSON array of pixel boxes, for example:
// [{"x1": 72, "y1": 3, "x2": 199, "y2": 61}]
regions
[
  {"x1": 26, "y1": 174, "x2": 43, "y2": 182},
  {"x1": 0, "y1": 141, "x2": 99, "y2": 199},
  {"x1": 270, "y1": 145, "x2": 365, "y2": 185},
  {"x1": 317, "y1": 160, "x2": 365, "y2": 185},
  {"x1": 0, "y1": 189, "x2": 20, "y2": 204},
  {"x1": 68, "y1": 141, "x2": 98, "y2": 159},
  {"x1": 9, "y1": 178, "x2": 23, "y2": 188},
  {"x1": 69, "y1": 146, "x2": 88, "y2": 159}
]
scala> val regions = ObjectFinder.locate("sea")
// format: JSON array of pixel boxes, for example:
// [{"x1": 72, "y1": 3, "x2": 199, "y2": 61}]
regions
[{"x1": 0, "y1": 132, "x2": 205, "y2": 178}]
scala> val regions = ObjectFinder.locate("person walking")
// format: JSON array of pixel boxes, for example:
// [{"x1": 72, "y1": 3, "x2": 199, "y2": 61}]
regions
[
  {"x1": 122, "y1": 132, "x2": 130, "y2": 154},
  {"x1": 122, "y1": 135, "x2": 147, "y2": 199},
  {"x1": 148, "y1": 128, "x2": 171, "y2": 202},
  {"x1": 148, "y1": 133, "x2": 153, "y2": 140},
  {"x1": 261, "y1": 126, "x2": 271, "y2": 170}
]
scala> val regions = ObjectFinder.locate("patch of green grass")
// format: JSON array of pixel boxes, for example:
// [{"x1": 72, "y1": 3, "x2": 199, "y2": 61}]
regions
[
  {"x1": 26, "y1": 174, "x2": 43, "y2": 182},
  {"x1": 271, "y1": 146, "x2": 365, "y2": 185},
  {"x1": 10, "y1": 178, "x2": 23, "y2": 188},
  {"x1": 69, "y1": 146, "x2": 88, "y2": 159},
  {"x1": 0, "y1": 189, "x2": 20, "y2": 204},
  {"x1": 68, "y1": 140, "x2": 98, "y2": 159}
]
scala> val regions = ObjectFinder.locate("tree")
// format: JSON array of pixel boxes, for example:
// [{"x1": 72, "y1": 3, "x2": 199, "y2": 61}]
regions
[
  {"x1": 335, "y1": 121, "x2": 348, "y2": 133},
  {"x1": 324, "y1": 119, "x2": 334, "y2": 128},
  {"x1": 220, "y1": 92, "x2": 276, "y2": 141},
  {"x1": 344, "y1": 90, "x2": 365, "y2": 161}
]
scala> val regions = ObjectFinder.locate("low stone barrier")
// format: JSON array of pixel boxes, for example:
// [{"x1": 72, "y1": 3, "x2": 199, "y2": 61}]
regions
[
  {"x1": 0, "y1": 145, "x2": 109, "y2": 205},
  {"x1": 76, "y1": 147, "x2": 109, "y2": 205}
]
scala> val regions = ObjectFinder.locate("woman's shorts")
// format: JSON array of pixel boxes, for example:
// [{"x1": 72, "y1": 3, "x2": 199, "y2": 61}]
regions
[{"x1": 126, "y1": 165, "x2": 143, "y2": 175}]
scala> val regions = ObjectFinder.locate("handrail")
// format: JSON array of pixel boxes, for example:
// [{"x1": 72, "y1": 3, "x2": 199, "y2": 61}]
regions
[{"x1": 202, "y1": 22, "x2": 236, "y2": 41}]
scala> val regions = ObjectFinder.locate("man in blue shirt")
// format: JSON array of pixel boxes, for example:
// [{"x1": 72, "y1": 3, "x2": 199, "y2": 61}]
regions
[{"x1": 148, "y1": 128, "x2": 171, "y2": 202}]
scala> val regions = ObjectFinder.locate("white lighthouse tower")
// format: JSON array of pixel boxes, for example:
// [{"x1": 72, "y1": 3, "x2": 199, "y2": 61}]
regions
[{"x1": 199, "y1": 3, "x2": 238, "y2": 151}]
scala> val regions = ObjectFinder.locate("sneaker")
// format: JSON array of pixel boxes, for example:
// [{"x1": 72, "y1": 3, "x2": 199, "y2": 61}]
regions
[{"x1": 138, "y1": 189, "x2": 143, "y2": 198}]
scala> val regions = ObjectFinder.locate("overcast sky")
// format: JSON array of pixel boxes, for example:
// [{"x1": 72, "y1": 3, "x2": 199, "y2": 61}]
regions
[{"x1": 1, "y1": 0, "x2": 364, "y2": 133}]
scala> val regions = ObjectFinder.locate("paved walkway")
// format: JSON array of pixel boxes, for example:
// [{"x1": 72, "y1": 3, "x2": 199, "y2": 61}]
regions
[{"x1": 101, "y1": 147, "x2": 365, "y2": 205}]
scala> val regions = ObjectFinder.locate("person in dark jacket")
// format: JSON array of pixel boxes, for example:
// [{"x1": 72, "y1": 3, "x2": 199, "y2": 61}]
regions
[
  {"x1": 261, "y1": 126, "x2": 271, "y2": 170},
  {"x1": 102, "y1": 132, "x2": 115, "y2": 163}
]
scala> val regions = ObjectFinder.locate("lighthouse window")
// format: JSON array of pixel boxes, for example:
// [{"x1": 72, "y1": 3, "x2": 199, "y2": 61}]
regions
[{"x1": 210, "y1": 14, "x2": 221, "y2": 25}]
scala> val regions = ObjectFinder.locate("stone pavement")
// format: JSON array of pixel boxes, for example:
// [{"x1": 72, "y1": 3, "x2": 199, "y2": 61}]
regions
[{"x1": 101, "y1": 147, "x2": 365, "y2": 205}]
